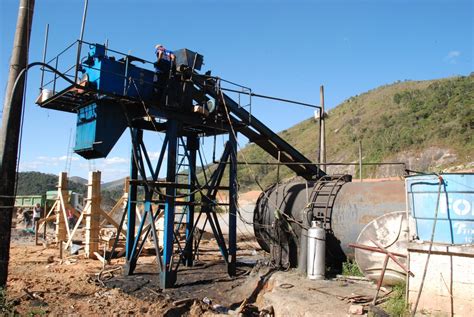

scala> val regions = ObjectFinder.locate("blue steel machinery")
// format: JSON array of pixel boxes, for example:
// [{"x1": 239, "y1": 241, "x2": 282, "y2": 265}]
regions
[{"x1": 36, "y1": 41, "x2": 326, "y2": 288}]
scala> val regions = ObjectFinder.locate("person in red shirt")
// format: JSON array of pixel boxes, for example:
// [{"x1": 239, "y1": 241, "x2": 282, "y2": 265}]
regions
[{"x1": 67, "y1": 208, "x2": 75, "y2": 230}]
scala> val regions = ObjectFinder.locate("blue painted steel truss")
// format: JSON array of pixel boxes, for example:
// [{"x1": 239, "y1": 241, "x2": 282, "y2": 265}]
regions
[
  {"x1": 35, "y1": 41, "x2": 323, "y2": 289},
  {"x1": 122, "y1": 122, "x2": 237, "y2": 288}
]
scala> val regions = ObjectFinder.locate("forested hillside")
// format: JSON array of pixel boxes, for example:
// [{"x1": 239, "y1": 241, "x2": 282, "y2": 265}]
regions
[
  {"x1": 16, "y1": 172, "x2": 86, "y2": 196},
  {"x1": 17, "y1": 75, "x2": 473, "y2": 195},
  {"x1": 233, "y1": 74, "x2": 473, "y2": 190}
]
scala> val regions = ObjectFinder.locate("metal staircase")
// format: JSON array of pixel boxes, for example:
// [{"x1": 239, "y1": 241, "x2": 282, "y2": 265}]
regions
[
  {"x1": 174, "y1": 137, "x2": 190, "y2": 234},
  {"x1": 307, "y1": 175, "x2": 351, "y2": 230}
]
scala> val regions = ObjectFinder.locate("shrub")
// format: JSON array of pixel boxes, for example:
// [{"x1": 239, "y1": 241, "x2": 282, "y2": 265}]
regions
[
  {"x1": 384, "y1": 282, "x2": 408, "y2": 316},
  {"x1": 342, "y1": 260, "x2": 363, "y2": 277}
]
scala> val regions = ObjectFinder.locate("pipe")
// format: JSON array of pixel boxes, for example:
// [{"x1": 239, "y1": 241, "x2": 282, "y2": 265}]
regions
[
  {"x1": 218, "y1": 87, "x2": 322, "y2": 110},
  {"x1": 319, "y1": 85, "x2": 326, "y2": 166},
  {"x1": 40, "y1": 24, "x2": 49, "y2": 89},
  {"x1": 253, "y1": 178, "x2": 406, "y2": 272},
  {"x1": 74, "y1": 0, "x2": 88, "y2": 84}
]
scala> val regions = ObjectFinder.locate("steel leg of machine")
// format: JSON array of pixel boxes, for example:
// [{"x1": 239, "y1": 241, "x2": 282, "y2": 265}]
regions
[
  {"x1": 128, "y1": 208, "x2": 149, "y2": 270},
  {"x1": 136, "y1": 208, "x2": 162, "y2": 265},
  {"x1": 228, "y1": 131, "x2": 237, "y2": 276},
  {"x1": 160, "y1": 121, "x2": 178, "y2": 288},
  {"x1": 124, "y1": 128, "x2": 140, "y2": 275}
]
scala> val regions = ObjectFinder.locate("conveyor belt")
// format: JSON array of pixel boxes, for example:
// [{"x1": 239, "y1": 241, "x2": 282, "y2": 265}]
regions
[{"x1": 206, "y1": 88, "x2": 325, "y2": 180}]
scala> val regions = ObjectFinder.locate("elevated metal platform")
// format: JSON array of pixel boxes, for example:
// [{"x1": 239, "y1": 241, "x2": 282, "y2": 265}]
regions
[{"x1": 36, "y1": 40, "x2": 325, "y2": 288}]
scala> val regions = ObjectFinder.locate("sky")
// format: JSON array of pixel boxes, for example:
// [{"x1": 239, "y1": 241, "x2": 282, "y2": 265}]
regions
[{"x1": 0, "y1": 0, "x2": 472, "y2": 182}]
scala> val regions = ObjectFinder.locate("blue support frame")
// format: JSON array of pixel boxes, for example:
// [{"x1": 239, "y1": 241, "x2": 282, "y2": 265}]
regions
[
  {"x1": 125, "y1": 128, "x2": 139, "y2": 275},
  {"x1": 124, "y1": 130, "x2": 169, "y2": 275},
  {"x1": 160, "y1": 120, "x2": 179, "y2": 288},
  {"x1": 36, "y1": 41, "x2": 329, "y2": 292}
]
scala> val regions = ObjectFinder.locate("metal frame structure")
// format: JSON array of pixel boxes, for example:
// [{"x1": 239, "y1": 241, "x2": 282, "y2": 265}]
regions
[
  {"x1": 120, "y1": 124, "x2": 238, "y2": 288},
  {"x1": 35, "y1": 39, "x2": 325, "y2": 288}
]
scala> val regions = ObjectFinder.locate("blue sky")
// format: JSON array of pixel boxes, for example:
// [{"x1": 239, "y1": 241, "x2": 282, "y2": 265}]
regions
[{"x1": 1, "y1": 0, "x2": 472, "y2": 182}]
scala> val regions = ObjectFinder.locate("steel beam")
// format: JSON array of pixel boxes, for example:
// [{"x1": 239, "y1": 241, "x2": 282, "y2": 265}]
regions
[
  {"x1": 124, "y1": 128, "x2": 140, "y2": 275},
  {"x1": 228, "y1": 131, "x2": 237, "y2": 276},
  {"x1": 160, "y1": 120, "x2": 178, "y2": 288}
]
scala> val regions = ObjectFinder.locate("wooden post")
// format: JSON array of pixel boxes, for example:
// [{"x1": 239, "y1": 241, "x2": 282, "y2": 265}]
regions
[
  {"x1": 0, "y1": 0, "x2": 35, "y2": 287},
  {"x1": 99, "y1": 176, "x2": 129, "y2": 228},
  {"x1": 43, "y1": 217, "x2": 47, "y2": 240},
  {"x1": 35, "y1": 221, "x2": 39, "y2": 245},
  {"x1": 123, "y1": 176, "x2": 130, "y2": 194},
  {"x1": 84, "y1": 171, "x2": 101, "y2": 258},
  {"x1": 59, "y1": 240, "x2": 63, "y2": 259},
  {"x1": 55, "y1": 172, "x2": 67, "y2": 243}
]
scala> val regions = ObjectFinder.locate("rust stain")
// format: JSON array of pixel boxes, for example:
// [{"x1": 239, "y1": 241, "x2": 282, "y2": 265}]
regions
[
  {"x1": 338, "y1": 181, "x2": 405, "y2": 204},
  {"x1": 360, "y1": 215, "x2": 377, "y2": 225}
]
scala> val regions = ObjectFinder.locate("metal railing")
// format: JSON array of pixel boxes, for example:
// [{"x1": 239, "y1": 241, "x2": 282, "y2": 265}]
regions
[{"x1": 39, "y1": 39, "x2": 157, "y2": 99}]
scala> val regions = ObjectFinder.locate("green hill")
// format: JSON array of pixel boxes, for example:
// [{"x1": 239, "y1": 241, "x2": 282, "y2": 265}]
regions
[
  {"x1": 15, "y1": 172, "x2": 122, "y2": 210},
  {"x1": 16, "y1": 171, "x2": 87, "y2": 196},
  {"x1": 232, "y1": 74, "x2": 473, "y2": 191}
]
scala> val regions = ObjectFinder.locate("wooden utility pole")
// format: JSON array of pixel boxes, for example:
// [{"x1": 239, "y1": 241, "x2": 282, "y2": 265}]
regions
[
  {"x1": 319, "y1": 86, "x2": 326, "y2": 167},
  {"x1": 0, "y1": 0, "x2": 35, "y2": 288}
]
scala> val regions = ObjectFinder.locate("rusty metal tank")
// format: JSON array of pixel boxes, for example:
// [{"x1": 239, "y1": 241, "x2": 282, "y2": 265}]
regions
[{"x1": 253, "y1": 176, "x2": 406, "y2": 271}]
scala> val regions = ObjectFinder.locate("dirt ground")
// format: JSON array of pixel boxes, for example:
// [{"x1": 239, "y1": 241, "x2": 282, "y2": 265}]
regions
[
  {"x1": 4, "y1": 224, "x2": 265, "y2": 316},
  {"x1": 4, "y1": 221, "x2": 393, "y2": 316}
]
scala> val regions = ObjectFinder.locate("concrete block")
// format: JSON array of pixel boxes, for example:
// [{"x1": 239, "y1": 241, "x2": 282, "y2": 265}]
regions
[
  {"x1": 408, "y1": 244, "x2": 474, "y2": 316},
  {"x1": 452, "y1": 256, "x2": 474, "y2": 284},
  {"x1": 452, "y1": 297, "x2": 474, "y2": 316},
  {"x1": 408, "y1": 253, "x2": 452, "y2": 297},
  {"x1": 408, "y1": 291, "x2": 452, "y2": 315},
  {"x1": 348, "y1": 305, "x2": 364, "y2": 315},
  {"x1": 452, "y1": 282, "x2": 474, "y2": 301}
]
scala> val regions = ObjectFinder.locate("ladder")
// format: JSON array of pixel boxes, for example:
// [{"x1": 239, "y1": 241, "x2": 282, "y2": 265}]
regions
[
  {"x1": 307, "y1": 175, "x2": 351, "y2": 230},
  {"x1": 174, "y1": 137, "x2": 190, "y2": 234}
]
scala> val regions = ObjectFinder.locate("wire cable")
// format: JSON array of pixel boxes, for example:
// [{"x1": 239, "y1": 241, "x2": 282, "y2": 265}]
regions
[{"x1": 219, "y1": 88, "x2": 305, "y2": 235}]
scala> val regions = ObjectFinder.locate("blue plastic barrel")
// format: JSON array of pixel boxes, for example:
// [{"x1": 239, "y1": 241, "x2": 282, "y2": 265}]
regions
[{"x1": 406, "y1": 173, "x2": 474, "y2": 244}]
